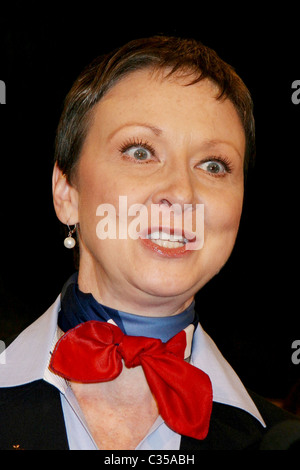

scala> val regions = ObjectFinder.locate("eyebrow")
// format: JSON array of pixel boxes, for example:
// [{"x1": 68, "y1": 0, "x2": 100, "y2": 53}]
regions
[
  {"x1": 108, "y1": 125, "x2": 244, "y2": 160},
  {"x1": 108, "y1": 123, "x2": 163, "y2": 141},
  {"x1": 200, "y1": 138, "x2": 244, "y2": 161}
]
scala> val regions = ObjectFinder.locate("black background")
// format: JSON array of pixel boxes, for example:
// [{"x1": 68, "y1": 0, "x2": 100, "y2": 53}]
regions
[{"x1": 0, "y1": 3, "x2": 299, "y2": 401}]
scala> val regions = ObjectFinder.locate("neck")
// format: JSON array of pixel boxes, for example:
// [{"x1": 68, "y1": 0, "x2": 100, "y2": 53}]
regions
[
  {"x1": 77, "y1": 266, "x2": 195, "y2": 318},
  {"x1": 69, "y1": 360, "x2": 160, "y2": 450},
  {"x1": 58, "y1": 273, "x2": 197, "y2": 343}
]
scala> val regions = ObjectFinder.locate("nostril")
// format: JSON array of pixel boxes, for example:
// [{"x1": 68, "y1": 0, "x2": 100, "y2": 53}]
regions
[{"x1": 160, "y1": 199, "x2": 172, "y2": 207}]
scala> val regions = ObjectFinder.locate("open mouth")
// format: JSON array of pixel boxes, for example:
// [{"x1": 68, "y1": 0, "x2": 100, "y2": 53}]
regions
[
  {"x1": 146, "y1": 230, "x2": 189, "y2": 248},
  {"x1": 139, "y1": 228, "x2": 197, "y2": 257}
]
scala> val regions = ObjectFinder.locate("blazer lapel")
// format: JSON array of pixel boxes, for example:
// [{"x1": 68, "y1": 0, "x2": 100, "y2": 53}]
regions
[{"x1": 180, "y1": 400, "x2": 265, "y2": 450}]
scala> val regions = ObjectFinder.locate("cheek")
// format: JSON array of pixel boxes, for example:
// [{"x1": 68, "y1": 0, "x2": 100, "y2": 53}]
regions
[
  {"x1": 205, "y1": 191, "x2": 243, "y2": 238},
  {"x1": 198, "y1": 192, "x2": 243, "y2": 279},
  {"x1": 76, "y1": 164, "x2": 146, "y2": 247},
  {"x1": 77, "y1": 163, "x2": 120, "y2": 221}
]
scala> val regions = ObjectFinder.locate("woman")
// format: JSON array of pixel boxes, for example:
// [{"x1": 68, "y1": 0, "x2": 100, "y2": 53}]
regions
[{"x1": 0, "y1": 35, "x2": 298, "y2": 450}]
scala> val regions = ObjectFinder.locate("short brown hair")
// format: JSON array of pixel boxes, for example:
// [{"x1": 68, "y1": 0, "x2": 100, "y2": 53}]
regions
[{"x1": 54, "y1": 35, "x2": 255, "y2": 181}]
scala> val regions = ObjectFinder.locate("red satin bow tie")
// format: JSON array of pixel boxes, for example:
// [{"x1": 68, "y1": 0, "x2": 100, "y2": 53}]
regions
[{"x1": 49, "y1": 321, "x2": 213, "y2": 440}]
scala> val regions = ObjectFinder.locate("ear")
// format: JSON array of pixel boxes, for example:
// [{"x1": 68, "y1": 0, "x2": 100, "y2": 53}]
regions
[{"x1": 52, "y1": 163, "x2": 79, "y2": 225}]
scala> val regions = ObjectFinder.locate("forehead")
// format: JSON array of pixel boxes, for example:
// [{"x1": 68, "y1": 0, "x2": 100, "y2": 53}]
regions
[{"x1": 88, "y1": 69, "x2": 245, "y2": 154}]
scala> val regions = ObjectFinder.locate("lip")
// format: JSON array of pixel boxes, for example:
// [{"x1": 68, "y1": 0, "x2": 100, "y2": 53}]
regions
[
  {"x1": 138, "y1": 226, "x2": 197, "y2": 258},
  {"x1": 139, "y1": 237, "x2": 190, "y2": 257}
]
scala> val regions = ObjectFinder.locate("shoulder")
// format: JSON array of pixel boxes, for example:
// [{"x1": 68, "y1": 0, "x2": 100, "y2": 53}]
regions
[
  {"x1": 0, "y1": 380, "x2": 68, "y2": 450},
  {"x1": 249, "y1": 390, "x2": 297, "y2": 427},
  {"x1": 181, "y1": 391, "x2": 300, "y2": 450},
  {"x1": 248, "y1": 390, "x2": 300, "y2": 450},
  {"x1": 0, "y1": 295, "x2": 61, "y2": 388}
]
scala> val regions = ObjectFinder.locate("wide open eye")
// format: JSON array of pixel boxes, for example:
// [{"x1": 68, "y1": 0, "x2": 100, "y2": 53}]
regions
[
  {"x1": 119, "y1": 139, "x2": 156, "y2": 162},
  {"x1": 198, "y1": 157, "x2": 232, "y2": 176},
  {"x1": 126, "y1": 146, "x2": 151, "y2": 161}
]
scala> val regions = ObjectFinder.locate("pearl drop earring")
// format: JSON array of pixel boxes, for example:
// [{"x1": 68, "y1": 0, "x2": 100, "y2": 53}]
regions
[{"x1": 64, "y1": 224, "x2": 77, "y2": 249}]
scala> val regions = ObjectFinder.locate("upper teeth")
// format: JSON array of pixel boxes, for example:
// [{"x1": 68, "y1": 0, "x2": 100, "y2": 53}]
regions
[{"x1": 147, "y1": 231, "x2": 188, "y2": 243}]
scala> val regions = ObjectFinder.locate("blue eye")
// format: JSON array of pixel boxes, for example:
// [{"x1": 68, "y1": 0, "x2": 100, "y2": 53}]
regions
[
  {"x1": 126, "y1": 146, "x2": 151, "y2": 161},
  {"x1": 119, "y1": 138, "x2": 156, "y2": 163},
  {"x1": 198, "y1": 158, "x2": 232, "y2": 175}
]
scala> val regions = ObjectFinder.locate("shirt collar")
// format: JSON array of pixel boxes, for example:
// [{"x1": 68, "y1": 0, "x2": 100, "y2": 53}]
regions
[
  {"x1": 190, "y1": 323, "x2": 265, "y2": 426},
  {"x1": 0, "y1": 295, "x2": 60, "y2": 387},
  {"x1": 0, "y1": 294, "x2": 265, "y2": 427}
]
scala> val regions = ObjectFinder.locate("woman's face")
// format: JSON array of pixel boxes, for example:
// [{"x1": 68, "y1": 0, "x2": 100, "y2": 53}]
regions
[{"x1": 73, "y1": 69, "x2": 245, "y2": 315}]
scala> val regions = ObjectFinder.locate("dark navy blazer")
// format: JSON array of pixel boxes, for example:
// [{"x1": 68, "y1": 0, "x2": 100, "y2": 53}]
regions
[{"x1": 0, "y1": 379, "x2": 299, "y2": 450}]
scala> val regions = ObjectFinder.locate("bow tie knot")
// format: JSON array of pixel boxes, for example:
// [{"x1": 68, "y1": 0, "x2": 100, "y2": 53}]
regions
[
  {"x1": 50, "y1": 320, "x2": 212, "y2": 440},
  {"x1": 118, "y1": 331, "x2": 186, "y2": 369}
]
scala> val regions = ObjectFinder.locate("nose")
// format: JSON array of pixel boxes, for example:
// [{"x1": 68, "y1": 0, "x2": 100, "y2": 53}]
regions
[{"x1": 151, "y1": 161, "x2": 197, "y2": 209}]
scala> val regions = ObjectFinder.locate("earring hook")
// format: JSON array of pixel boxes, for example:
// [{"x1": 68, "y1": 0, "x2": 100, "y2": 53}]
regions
[{"x1": 67, "y1": 224, "x2": 77, "y2": 237}]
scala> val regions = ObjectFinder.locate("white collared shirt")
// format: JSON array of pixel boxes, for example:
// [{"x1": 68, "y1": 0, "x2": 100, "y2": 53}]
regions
[{"x1": 0, "y1": 295, "x2": 265, "y2": 449}]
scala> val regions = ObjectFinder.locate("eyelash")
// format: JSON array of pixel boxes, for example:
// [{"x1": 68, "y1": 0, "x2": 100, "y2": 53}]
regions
[
  {"x1": 198, "y1": 156, "x2": 233, "y2": 176},
  {"x1": 118, "y1": 138, "x2": 233, "y2": 175},
  {"x1": 118, "y1": 138, "x2": 156, "y2": 163}
]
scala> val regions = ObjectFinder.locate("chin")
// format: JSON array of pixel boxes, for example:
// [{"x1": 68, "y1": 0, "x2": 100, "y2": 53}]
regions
[{"x1": 136, "y1": 273, "x2": 202, "y2": 300}]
